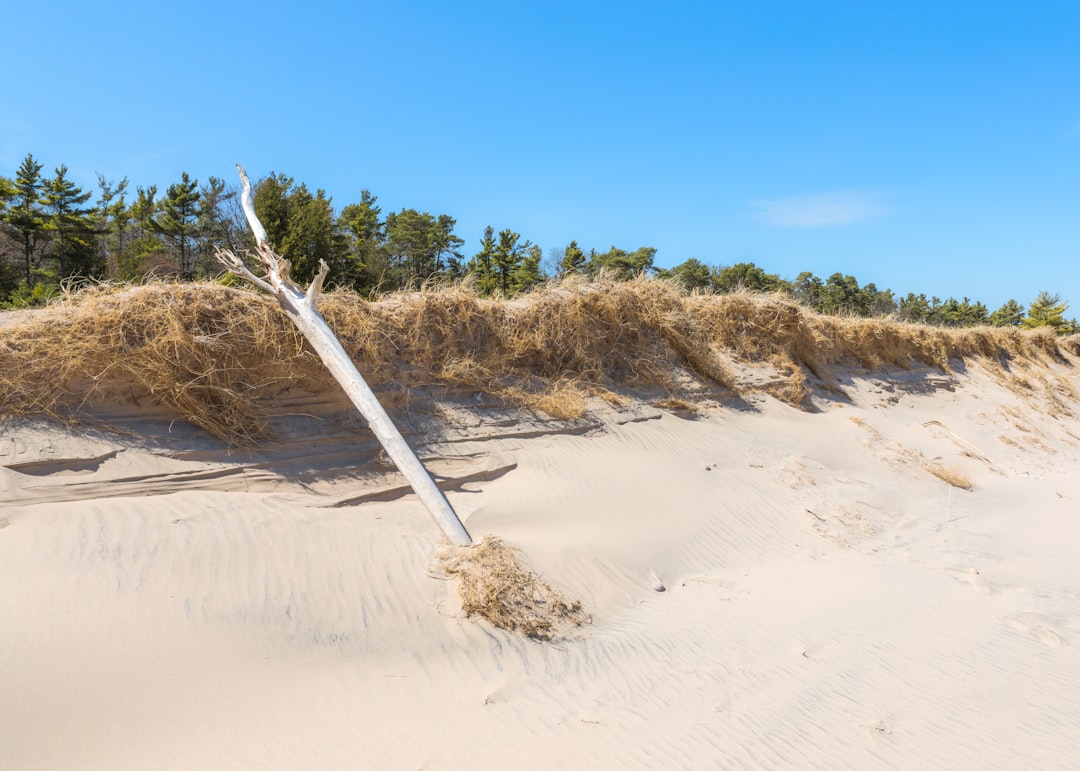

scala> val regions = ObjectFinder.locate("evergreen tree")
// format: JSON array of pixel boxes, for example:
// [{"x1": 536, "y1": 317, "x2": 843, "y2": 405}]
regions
[
  {"x1": 95, "y1": 174, "x2": 130, "y2": 279},
  {"x1": 898, "y1": 292, "x2": 932, "y2": 323},
  {"x1": 467, "y1": 227, "x2": 542, "y2": 296},
  {"x1": 512, "y1": 243, "x2": 544, "y2": 293},
  {"x1": 818, "y1": 273, "x2": 870, "y2": 316},
  {"x1": 665, "y1": 258, "x2": 712, "y2": 290},
  {"x1": 712, "y1": 262, "x2": 788, "y2": 294},
  {"x1": 936, "y1": 297, "x2": 988, "y2": 327},
  {"x1": 42, "y1": 165, "x2": 98, "y2": 278},
  {"x1": 468, "y1": 225, "x2": 498, "y2": 294},
  {"x1": 989, "y1": 299, "x2": 1025, "y2": 327},
  {"x1": 1023, "y1": 291, "x2": 1069, "y2": 332},
  {"x1": 586, "y1": 245, "x2": 656, "y2": 279},
  {"x1": 4, "y1": 153, "x2": 47, "y2": 284},
  {"x1": 384, "y1": 209, "x2": 464, "y2": 287},
  {"x1": 155, "y1": 172, "x2": 201, "y2": 279},
  {"x1": 559, "y1": 240, "x2": 586, "y2": 276},
  {"x1": 254, "y1": 173, "x2": 348, "y2": 286},
  {"x1": 865, "y1": 283, "x2": 897, "y2": 316},
  {"x1": 792, "y1": 271, "x2": 824, "y2": 308},
  {"x1": 338, "y1": 189, "x2": 385, "y2": 290},
  {"x1": 0, "y1": 175, "x2": 19, "y2": 297},
  {"x1": 252, "y1": 172, "x2": 294, "y2": 250},
  {"x1": 280, "y1": 186, "x2": 343, "y2": 284},
  {"x1": 119, "y1": 185, "x2": 161, "y2": 279}
]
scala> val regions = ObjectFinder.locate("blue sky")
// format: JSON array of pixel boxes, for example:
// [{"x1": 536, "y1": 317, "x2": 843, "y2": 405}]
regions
[{"x1": 3, "y1": 1, "x2": 1078, "y2": 310}]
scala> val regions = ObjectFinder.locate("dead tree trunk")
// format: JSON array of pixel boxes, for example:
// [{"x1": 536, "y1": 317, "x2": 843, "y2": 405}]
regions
[{"x1": 217, "y1": 164, "x2": 472, "y2": 547}]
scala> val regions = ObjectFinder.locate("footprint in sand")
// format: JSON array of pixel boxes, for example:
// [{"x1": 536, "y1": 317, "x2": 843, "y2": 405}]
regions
[{"x1": 1004, "y1": 616, "x2": 1063, "y2": 647}]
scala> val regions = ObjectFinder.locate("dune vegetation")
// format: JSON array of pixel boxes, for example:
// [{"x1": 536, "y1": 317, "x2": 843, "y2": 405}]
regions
[{"x1": 1, "y1": 277, "x2": 1077, "y2": 445}]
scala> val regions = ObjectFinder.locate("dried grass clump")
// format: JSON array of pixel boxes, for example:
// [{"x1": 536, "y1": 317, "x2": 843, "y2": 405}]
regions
[
  {"x1": 322, "y1": 277, "x2": 737, "y2": 416},
  {"x1": 0, "y1": 283, "x2": 314, "y2": 444},
  {"x1": 925, "y1": 463, "x2": 974, "y2": 490},
  {"x1": 438, "y1": 537, "x2": 590, "y2": 641}
]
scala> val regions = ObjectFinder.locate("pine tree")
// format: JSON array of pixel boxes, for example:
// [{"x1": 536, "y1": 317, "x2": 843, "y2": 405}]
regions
[
  {"x1": 512, "y1": 243, "x2": 544, "y2": 293},
  {"x1": 586, "y1": 245, "x2": 657, "y2": 279},
  {"x1": 1022, "y1": 291, "x2": 1069, "y2": 332},
  {"x1": 4, "y1": 153, "x2": 46, "y2": 284},
  {"x1": 0, "y1": 175, "x2": 20, "y2": 296},
  {"x1": 385, "y1": 209, "x2": 463, "y2": 287},
  {"x1": 42, "y1": 165, "x2": 97, "y2": 278},
  {"x1": 559, "y1": 240, "x2": 586, "y2": 276},
  {"x1": 989, "y1": 299, "x2": 1025, "y2": 327},
  {"x1": 280, "y1": 186, "x2": 343, "y2": 284},
  {"x1": 468, "y1": 226, "x2": 498, "y2": 294},
  {"x1": 665, "y1": 258, "x2": 712, "y2": 290},
  {"x1": 712, "y1": 262, "x2": 788, "y2": 295},
  {"x1": 253, "y1": 174, "x2": 352, "y2": 286},
  {"x1": 338, "y1": 189, "x2": 385, "y2": 290},
  {"x1": 96, "y1": 174, "x2": 130, "y2": 279},
  {"x1": 252, "y1": 172, "x2": 294, "y2": 250},
  {"x1": 155, "y1": 172, "x2": 201, "y2": 279}
]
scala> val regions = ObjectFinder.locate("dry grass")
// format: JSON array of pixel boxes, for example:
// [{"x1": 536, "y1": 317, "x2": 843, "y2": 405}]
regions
[
  {"x1": 925, "y1": 463, "x2": 974, "y2": 490},
  {"x1": 0, "y1": 278, "x2": 1077, "y2": 444},
  {"x1": 437, "y1": 537, "x2": 590, "y2": 640},
  {"x1": 0, "y1": 283, "x2": 313, "y2": 444}
]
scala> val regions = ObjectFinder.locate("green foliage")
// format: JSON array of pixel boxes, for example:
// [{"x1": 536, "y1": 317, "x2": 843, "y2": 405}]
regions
[
  {"x1": 558, "y1": 240, "x2": 586, "y2": 276},
  {"x1": 712, "y1": 262, "x2": 789, "y2": 294},
  {"x1": 661, "y1": 258, "x2": 712, "y2": 290},
  {"x1": 384, "y1": 209, "x2": 464, "y2": 287},
  {"x1": 1023, "y1": 291, "x2": 1072, "y2": 333},
  {"x1": 3, "y1": 151, "x2": 1077, "y2": 331},
  {"x1": 989, "y1": 299, "x2": 1024, "y2": 327},
  {"x1": 586, "y1": 245, "x2": 656, "y2": 279},
  {"x1": 95, "y1": 174, "x2": 130, "y2": 278},
  {"x1": 254, "y1": 173, "x2": 346, "y2": 285},
  {"x1": 466, "y1": 227, "x2": 542, "y2": 296},
  {"x1": 4, "y1": 153, "x2": 46, "y2": 284},
  {"x1": 280, "y1": 187, "x2": 344, "y2": 285},
  {"x1": 792, "y1": 271, "x2": 823, "y2": 308},
  {"x1": 42, "y1": 164, "x2": 98, "y2": 278},
  {"x1": 157, "y1": 172, "x2": 201, "y2": 279},
  {"x1": 2, "y1": 278, "x2": 59, "y2": 308},
  {"x1": 899, "y1": 293, "x2": 987, "y2": 326},
  {"x1": 338, "y1": 190, "x2": 385, "y2": 290},
  {"x1": 936, "y1": 297, "x2": 988, "y2": 327}
]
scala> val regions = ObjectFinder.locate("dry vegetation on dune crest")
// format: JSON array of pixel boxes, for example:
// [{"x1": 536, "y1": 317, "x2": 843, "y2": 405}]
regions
[{"x1": 0, "y1": 278, "x2": 1077, "y2": 444}]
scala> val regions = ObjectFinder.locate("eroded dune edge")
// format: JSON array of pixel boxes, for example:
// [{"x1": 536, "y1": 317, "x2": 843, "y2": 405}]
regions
[{"x1": 2, "y1": 280, "x2": 1079, "y2": 769}]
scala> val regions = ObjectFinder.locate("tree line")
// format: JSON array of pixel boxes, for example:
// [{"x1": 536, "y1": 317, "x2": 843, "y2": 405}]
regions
[
  {"x1": 0, "y1": 153, "x2": 1074, "y2": 333},
  {"x1": 659, "y1": 259, "x2": 1077, "y2": 334}
]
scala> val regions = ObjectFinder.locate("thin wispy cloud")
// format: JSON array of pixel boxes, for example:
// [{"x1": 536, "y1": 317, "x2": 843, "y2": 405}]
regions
[{"x1": 750, "y1": 191, "x2": 889, "y2": 228}]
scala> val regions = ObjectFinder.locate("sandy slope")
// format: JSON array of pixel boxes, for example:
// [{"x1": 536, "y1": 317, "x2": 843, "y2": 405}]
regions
[{"x1": 2, "y1": 361, "x2": 1080, "y2": 770}]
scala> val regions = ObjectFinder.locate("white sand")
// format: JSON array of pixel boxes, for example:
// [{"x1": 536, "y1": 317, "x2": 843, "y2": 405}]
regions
[{"x1": 2, "y1": 361, "x2": 1079, "y2": 769}]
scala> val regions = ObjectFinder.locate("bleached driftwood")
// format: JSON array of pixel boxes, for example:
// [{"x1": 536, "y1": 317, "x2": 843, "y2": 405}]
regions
[{"x1": 217, "y1": 164, "x2": 472, "y2": 547}]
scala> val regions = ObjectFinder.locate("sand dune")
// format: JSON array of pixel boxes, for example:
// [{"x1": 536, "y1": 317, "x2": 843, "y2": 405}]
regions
[{"x1": 3, "y1": 296, "x2": 1080, "y2": 768}]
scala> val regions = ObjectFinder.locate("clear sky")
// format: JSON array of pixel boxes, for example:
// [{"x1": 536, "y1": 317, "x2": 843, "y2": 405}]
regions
[{"x1": 3, "y1": 1, "x2": 1078, "y2": 310}]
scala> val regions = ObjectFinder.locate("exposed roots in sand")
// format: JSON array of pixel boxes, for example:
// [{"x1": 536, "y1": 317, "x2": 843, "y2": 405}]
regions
[{"x1": 437, "y1": 537, "x2": 590, "y2": 641}]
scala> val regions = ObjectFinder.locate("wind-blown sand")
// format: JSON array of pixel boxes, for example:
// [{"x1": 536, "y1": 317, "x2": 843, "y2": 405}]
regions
[{"x1": 2, "y1": 350, "x2": 1080, "y2": 768}]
